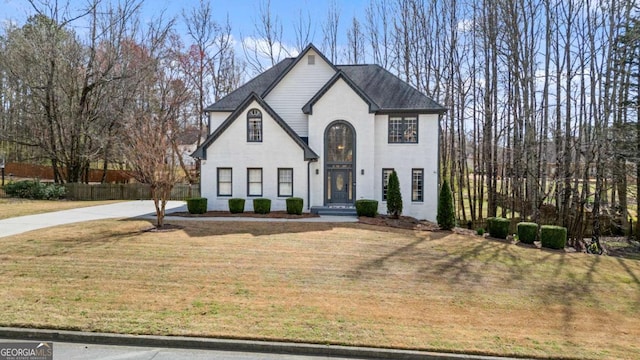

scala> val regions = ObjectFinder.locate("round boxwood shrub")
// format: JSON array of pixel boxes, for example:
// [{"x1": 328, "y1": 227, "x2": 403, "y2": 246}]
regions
[
  {"x1": 253, "y1": 198, "x2": 271, "y2": 214},
  {"x1": 540, "y1": 225, "x2": 567, "y2": 250},
  {"x1": 488, "y1": 217, "x2": 510, "y2": 239},
  {"x1": 186, "y1": 197, "x2": 207, "y2": 214},
  {"x1": 517, "y1": 222, "x2": 538, "y2": 244},
  {"x1": 286, "y1": 197, "x2": 303, "y2": 215},
  {"x1": 485, "y1": 217, "x2": 495, "y2": 235},
  {"x1": 228, "y1": 198, "x2": 245, "y2": 213},
  {"x1": 355, "y1": 199, "x2": 378, "y2": 217}
]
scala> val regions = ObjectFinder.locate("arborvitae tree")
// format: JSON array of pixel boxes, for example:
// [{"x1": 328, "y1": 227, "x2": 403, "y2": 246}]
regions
[
  {"x1": 437, "y1": 179, "x2": 456, "y2": 230},
  {"x1": 386, "y1": 170, "x2": 402, "y2": 218}
]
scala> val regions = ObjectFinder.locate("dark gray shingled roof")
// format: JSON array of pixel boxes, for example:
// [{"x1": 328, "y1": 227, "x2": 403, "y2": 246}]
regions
[
  {"x1": 337, "y1": 64, "x2": 446, "y2": 113},
  {"x1": 204, "y1": 59, "x2": 446, "y2": 114}
]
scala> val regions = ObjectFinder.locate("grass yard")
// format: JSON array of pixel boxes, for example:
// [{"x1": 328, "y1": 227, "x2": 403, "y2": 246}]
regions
[
  {"x1": 0, "y1": 199, "x2": 122, "y2": 220},
  {"x1": 0, "y1": 220, "x2": 638, "y2": 359}
]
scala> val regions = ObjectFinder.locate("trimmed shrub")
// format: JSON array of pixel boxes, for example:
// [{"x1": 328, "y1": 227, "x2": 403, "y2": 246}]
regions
[
  {"x1": 355, "y1": 199, "x2": 378, "y2": 217},
  {"x1": 228, "y1": 198, "x2": 245, "y2": 214},
  {"x1": 253, "y1": 198, "x2": 271, "y2": 214},
  {"x1": 286, "y1": 197, "x2": 303, "y2": 215},
  {"x1": 386, "y1": 170, "x2": 403, "y2": 218},
  {"x1": 3, "y1": 180, "x2": 65, "y2": 200},
  {"x1": 485, "y1": 217, "x2": 495, "y2": 235},
  {"x1": 517, "y1": 222, "x2": 538, "y2": 244},
  {"x1": 186, "y1": 197, "x2": 207, "y2": 214},
  {"x1": 488, "y1": 217, "x2": 510, "y2": 239},
  {"x1": 540, "y1": 225, "x2": 567, "y2": 250},
  {"x1": 437, "y1": 179, "x2": 456, "y2": 230}
]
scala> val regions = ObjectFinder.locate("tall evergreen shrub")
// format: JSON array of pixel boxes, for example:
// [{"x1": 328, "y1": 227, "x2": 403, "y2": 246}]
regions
[
  {"x1": 437, "y1": 179, "x2": 456, "y2": 230},
  {"x1": 386, "y1": 170, "x2": 403, "y2": 218}
]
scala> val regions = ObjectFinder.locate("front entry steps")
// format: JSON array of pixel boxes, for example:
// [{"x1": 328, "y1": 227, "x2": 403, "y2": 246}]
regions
[{"x1": 310, "y1": 206, "x2": 357, "y2": 216}]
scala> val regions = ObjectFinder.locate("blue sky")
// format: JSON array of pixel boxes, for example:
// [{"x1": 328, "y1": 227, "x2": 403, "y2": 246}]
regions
[{"x1": 2, "y1": 0, "x2": 370, "y2": 51}]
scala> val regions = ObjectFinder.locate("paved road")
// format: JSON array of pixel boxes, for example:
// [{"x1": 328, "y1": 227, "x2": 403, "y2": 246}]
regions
[
  {"x1": 1, "y1": 340, "x2": 360, "y2": 360},
  {"x1": 0, "y1": 201, "x2": 358, "y2": 238}
]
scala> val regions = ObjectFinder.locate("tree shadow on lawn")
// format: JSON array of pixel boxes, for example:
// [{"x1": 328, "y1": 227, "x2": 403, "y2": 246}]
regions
[
  {"x1": 26, "y1": 226, "x2": 144, "y2": 257},
  {"x1": 344, "y1": 229, "x2": 637, "y2": 331},
  {"x1": 146, "y1": 218, "x2": 348, "y2": 238}
]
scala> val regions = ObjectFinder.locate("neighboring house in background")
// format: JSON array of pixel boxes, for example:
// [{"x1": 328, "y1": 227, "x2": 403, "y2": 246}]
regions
[
  {"x1": 192, "y1": 44, "x2": 446, "y2": 220},
  {"x1": 174, "y1": 128, "x2": 201, "y2": 169}
]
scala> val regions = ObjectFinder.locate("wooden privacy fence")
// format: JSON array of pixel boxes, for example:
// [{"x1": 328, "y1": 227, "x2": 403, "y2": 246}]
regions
[{"x1": 63, "y1": 183, "x2": 200, "y2": 201}]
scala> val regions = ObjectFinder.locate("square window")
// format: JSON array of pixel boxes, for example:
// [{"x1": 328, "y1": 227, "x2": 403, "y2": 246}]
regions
[{"x1": 388, "y1": 115, "x2": 418, "y2": 143}]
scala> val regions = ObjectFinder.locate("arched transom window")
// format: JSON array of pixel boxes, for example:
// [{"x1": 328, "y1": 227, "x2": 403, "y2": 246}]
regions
[{"x1": 247, "y1": 108, "x2": 262, "y2": 142}]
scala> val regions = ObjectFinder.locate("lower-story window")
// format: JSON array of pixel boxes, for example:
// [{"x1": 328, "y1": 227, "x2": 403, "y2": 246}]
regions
[
  {"x1": 278, "y1": 168, "x2": 293, "y2": 197},
  {"x1": 412, "y1": 168, "x2": 424, "y2": 202},
  {"x1": 382, "y1": 168, "x2": 394, "y2": 201},
  {"x1": 217, "y1": 168, "x2": 232, "y2": 196},
  {"x1": 247, "y1": 168, "x2": 263, "y2": 196}
]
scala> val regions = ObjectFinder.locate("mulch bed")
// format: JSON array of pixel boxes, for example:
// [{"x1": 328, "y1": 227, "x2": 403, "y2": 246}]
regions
[{"x1": 168, "y1": 211, "x2": 320, "y2": 219}]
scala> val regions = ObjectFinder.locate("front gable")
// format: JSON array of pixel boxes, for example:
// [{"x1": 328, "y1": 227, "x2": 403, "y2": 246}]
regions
[
  {"x1": 262, "y1": 45, "x2": 337, "y2": 136},
  {"x1": 192, "y1": 93, "x2": 318, "y2": 161}
]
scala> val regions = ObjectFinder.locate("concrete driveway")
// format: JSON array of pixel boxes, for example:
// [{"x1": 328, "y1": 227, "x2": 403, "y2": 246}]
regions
[{"x1": 0, "y1": 200, "x2": 187, "y2": 238}]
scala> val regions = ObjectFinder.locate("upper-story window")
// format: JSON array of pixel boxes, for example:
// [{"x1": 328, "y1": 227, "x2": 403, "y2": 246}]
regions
[
  {"x1": 388, "y1": 115, "x2": 418, "y2": 143},
  {"x1": 247, "y1": 108, "x2": 262, "y2": 142}
]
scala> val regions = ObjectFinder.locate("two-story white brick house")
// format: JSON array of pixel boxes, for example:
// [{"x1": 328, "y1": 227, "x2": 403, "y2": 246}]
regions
[{"x1": 192, "y1": 44, "x2": 446, "y2": 220}]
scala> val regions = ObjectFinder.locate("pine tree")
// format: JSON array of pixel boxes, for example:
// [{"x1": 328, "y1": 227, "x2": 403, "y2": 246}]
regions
[
  {"x1": 437, "y1": 179, "x2": 456, "y2": 230},
  {"x1": 386, "y1": 170, "x2": 403, "y2": 219}
]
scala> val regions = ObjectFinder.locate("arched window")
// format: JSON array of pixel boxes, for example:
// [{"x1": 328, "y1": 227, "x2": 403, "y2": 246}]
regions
[
  {"x1": 247, "y1": 108, "x2": 262, "y2": 142},
  {"x1": 326, "y1": 122, "x2": 354, "y2": 163}
]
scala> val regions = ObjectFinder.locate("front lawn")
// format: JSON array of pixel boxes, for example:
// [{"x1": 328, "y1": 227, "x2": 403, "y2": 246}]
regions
[{"x1": 0, "y1": 220, "x2": 638, "y2": 359}]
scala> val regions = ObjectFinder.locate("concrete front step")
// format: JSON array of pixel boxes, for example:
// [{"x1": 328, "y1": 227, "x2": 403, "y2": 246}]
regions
[{"x1": 310, "y1": 206, "x2": 357, "y2": 216}]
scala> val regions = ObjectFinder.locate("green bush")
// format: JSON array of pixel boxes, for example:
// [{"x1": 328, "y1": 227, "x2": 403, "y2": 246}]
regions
[
  {"x1": 386, "y1": 170, "x2": 402, "y2": 218},
  {"x1": 228, "y1": 198, "x2": 245, "y2": 214},
  {"x1": 477, "y1": 228, "x2": 485, "y2": 236},
  {"x1": 485, "y1": 217, "x2": 495, "y2": 235},
  {"x1": 540, "y1": 225, "x2": 567, "y2": 250},
  {"x1": 437, "y1": 179, "x2": 456, "y2": 230},
  {"x1": 488, "y1": 217, "x2": 510, "y2": 239},
  {"x1": 517, "y1": 222, "x2": 538, "y2": 244},
  {"x1": 355, "y1": 199, "x2": 378, "y2": 217},
  {"x1": 186, "y1": 197, "x2": 207, "y2": 214},
  {"x1": 253, "y1": 198, "x2": 271, "y2": 214},
  {"x1": 286, "y1": 197, "x2": 303, "y2": 215},
  {"x1": 3, "y1": 180, "x2": 65, "y2": 200}
]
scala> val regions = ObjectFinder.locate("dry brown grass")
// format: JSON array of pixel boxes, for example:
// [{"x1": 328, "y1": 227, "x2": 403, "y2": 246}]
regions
[
  {"x1": 0, "y1": 220, "x2": 639, "y2": 359},
  {"x1": 0, "y1": 199, "x2": 122, "y2": 220}
]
